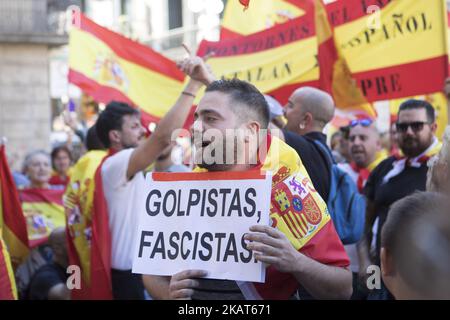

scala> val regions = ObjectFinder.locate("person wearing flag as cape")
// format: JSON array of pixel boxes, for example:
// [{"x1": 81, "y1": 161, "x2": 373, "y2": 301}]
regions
[
  {"x1": 143, "y1": 66, "x2": 352, "y2": 300},
  {"x1": 358, "y1": 99, "x2": 442, "y2": 300},
  {"x1": 92, "y1": 50, "x2": 216, "y2": 300}
]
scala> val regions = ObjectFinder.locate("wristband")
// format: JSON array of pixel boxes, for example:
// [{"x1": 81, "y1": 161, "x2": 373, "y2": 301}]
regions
[{"x1": 181, "y1": 91, "x2": 196, "y2": 98}]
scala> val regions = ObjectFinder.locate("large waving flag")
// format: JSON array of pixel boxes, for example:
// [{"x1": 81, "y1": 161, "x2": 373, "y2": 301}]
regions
[
  {"x1": 0, "y1": 145, "x2": 29, "y2": 267},
  {"x1": 68, "y1": 13, "x2": 185, "y2": 126},
  {"x1": 0, "y1": 233, "x2": 17, "y2": 300},
  {"x1": 198, "y1": 11, "x2": 318, "y2": 104},
  {"x1": 19, "y1": 188, "x2": 65, "y2": 248},
  {"x1": 64, "y1": 150, "x2": 107, "y2": 299}
]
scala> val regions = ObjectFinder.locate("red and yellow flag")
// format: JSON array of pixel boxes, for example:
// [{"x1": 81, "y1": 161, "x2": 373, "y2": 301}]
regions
[
  {"x1": 64, "y1": 150, "x2": 107, "y2": 299},
  {"x1": 19, "y1": 188, "x2": 65, "y2": 248},
  {"x1": 68, "y1": 13, "x2": 185, "y2": 127},
  {"x1": 198, "y1": 10, "x2": 318, "y2": 105},
  {"x1": 219, "y1": 0, "x2": 448, "y2": 109},
  {"x1": 0, "y1": 233, "x2": 17, "y2": 300},
  {"x1": 0, "y1": 145, "x2": 29, "y2": 267}
]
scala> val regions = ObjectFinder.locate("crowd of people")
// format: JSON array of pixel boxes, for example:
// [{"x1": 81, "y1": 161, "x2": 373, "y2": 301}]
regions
[{"x1": 2, "y1": 54, "x2": 450, "y2": 301}]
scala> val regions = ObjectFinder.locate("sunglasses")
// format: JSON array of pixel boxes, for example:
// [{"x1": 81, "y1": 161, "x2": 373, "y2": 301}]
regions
[
  {"x1": 395, "y1": 121, "x2": 429, "y2": 133},
  {"x1": 350, "y1": 118, "x2": 373, "y2": 128}
]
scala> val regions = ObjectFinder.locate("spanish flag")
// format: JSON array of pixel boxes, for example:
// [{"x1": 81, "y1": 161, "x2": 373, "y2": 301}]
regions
[
  {"x1": 219, "y1": 0, "x2": 448, "y2": 108},
  {"x1": 195, "y1": 136, "x2": 350, "y2": 299},
  {"x1": 64, "y1": 150, "x2": 107, "y2": 299},
  {"x1": 19, "y1": 188, "x2": 65, "y2": 248},
  {"x1": 0, "y1": 232, "x2": 17, "y2": 300},
  {"x1": 315, "y1": 0, "x2": 376, "y2": 117},
  {"x1": 390, "y1": 92, "x2": 449, "y2": 140},
  {"x1": 68, "y1": 13, "x2": 185, "y2": 127},
  {"x1": 222, "y1": 0, "x2": 306, "y2": 39},
  {"x1": 0, "y1": 145, "x2": 29, "y2": 267},
  {"x1": 332, "y1": 0, "x2": 448, "y2": 102}
]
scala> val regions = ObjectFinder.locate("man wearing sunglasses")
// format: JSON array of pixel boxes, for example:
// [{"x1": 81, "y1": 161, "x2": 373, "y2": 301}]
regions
[{"x1": 358, "y1": 99, "x2": 442, "y2": 300}]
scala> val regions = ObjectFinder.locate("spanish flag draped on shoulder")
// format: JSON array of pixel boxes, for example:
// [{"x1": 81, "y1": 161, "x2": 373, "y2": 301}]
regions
[
  {"x1": 195, "y1": 136, "x2": 350, "y2": 299},
  {"x1": 68, "y1": 12, "x2": 185, "y2": 127},
  {"x1": 64, "y1": 150, "x2": 107, "y2": 299},
  {"x1": 0, "y1": 145, "x2": 29, "y2": 267}
]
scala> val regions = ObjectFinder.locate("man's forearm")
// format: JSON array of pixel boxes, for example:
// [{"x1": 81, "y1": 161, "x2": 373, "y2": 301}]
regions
[{"x1": 291, "y1": 253, "x2": 352, "y2": 300}]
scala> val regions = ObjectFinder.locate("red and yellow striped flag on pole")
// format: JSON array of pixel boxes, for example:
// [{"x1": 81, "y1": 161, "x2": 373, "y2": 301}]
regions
[
  {"x1": 315, "y1": 0, "x2": 376, "y2": 117},
  {"x1": 0, "y1": 145, "x2": 29, "y2": 268},
  {"x1": 68, "y1": 12, "x2": 185, "y2": 127}
]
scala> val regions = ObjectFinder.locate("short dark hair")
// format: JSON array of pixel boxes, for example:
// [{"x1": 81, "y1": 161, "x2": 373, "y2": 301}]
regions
[
  {"x1": 95, "y1": 101, "x2": 140, "y2": 148},
  {"x1": 205, "y1": 79, "x2": 270, "y2": 128},
  {"x1": 382, "y1": 191, "x2": 450, "y2": 298},
  {"x1": 50, "y1": 146, "x2": 72, "y2": 170},
  {"x1": 85, "y1": 125, "x2": 105, "y2": 151},
  {"x1": 398, "y1": 99, "x2": 435, "y2": 123}
]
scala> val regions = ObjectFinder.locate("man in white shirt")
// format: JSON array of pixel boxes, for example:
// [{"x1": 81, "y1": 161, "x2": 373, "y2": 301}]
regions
[{"x1": 95, "y1": 55, "x2": 215, "y2": 299}]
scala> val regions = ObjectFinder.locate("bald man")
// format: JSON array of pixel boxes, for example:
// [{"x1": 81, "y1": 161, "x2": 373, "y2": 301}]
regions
[{"x1": 279, "y1": 87, "x2": 335, "y2": 203}]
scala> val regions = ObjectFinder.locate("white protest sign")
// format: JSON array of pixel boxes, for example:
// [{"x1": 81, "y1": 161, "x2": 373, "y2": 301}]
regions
[{"x1": 132, "y1": 171, "x2": 272, "y2": 283}]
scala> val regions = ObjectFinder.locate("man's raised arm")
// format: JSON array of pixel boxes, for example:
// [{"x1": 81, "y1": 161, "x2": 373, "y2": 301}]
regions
[{"x1": 126, "y1": 55, "x2": 215, "y2": 180}]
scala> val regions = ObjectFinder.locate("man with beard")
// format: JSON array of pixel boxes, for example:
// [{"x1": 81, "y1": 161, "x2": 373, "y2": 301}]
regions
[
  {"x1": 144, "y1": 79, "x2": 352, "y2": 300},
  {"x1": 94, "y1": 55, "x2": 214, "y2": 299},
  {"x1": 338, "y1": 118, "x2": 386, "y2": 299},
  {"x1": 358, "y1": 99, "x2": 442, "y2": 300}
]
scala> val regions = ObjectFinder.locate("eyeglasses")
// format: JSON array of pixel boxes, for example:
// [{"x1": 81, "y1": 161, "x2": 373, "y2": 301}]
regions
[
  {"x1": 350, "y1": 118, "x2": 373, "y2": 128},
  {"x1": 395, "y1": 121, "x2": 429, "y2": 133}
]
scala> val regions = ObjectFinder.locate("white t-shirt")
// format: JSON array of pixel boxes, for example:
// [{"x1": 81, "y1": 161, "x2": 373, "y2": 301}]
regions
[{"x1": 102, "y1": 148, "x2": 146, "y2": 270}]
